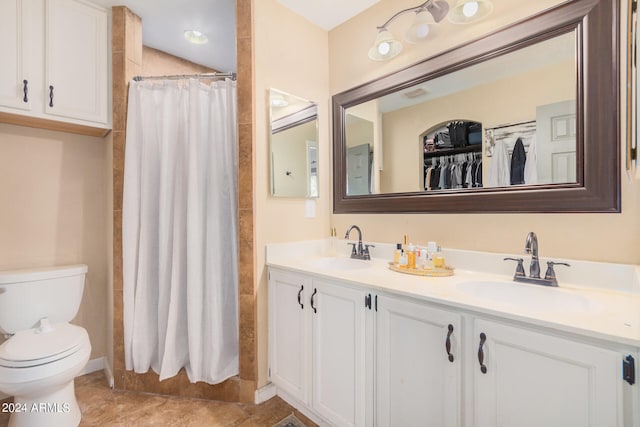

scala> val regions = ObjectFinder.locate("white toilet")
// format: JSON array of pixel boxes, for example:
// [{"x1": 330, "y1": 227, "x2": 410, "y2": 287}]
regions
[{"x1": 0, "y1": 265, "x2": 91, "y2": 427}]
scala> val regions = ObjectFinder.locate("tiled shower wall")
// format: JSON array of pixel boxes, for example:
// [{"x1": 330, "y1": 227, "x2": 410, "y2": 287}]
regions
[{"x1": 111, "y1": 2, "x2": 256, "y2": 402}]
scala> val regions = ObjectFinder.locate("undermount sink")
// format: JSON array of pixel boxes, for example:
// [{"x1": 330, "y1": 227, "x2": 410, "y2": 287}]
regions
[
  {"x1": 305, "y1": 257, "x2": 372, "y2": 271},
  {"x1": 456, "y1": 280, "x2": 602, "y2": 313}
]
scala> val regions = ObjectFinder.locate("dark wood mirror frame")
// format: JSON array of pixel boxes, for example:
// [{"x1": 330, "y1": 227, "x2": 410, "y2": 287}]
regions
[{"x1": 332, "y1": 0, "x2": 620, "y2": 214}]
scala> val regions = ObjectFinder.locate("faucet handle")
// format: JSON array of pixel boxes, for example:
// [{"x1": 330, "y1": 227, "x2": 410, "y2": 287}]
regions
[
  {"x1": 363, "y1": 244, "x2": 375, "y2": 260},
  {"x1": 347, "y1": 242, "x2": 358, "y2": 257},
  {"x1": 504, "y1": 257, "x2": 525, "y2": 277},
  {"x1": 544, "y1": 261, "x2": 570, "y2": 281}
]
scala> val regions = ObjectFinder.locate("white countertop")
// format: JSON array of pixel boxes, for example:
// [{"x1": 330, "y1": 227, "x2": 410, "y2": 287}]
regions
[{"x1": 266, "y1": 239, "x2": 640, "y2": 348}]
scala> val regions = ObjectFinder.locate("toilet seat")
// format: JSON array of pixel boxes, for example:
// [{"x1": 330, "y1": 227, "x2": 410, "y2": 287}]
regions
[{"x1": 0, "y1": 323, "x2": 87, "y2": 368}]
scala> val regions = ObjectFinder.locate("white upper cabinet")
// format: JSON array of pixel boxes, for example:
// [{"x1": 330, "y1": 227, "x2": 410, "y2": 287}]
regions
[
  {"x1": 45, "y1": 0, "x2": 108, "y2": 125},
  {"x1": 0, "y1": 0, "x2": 37, "y2": 112},
  {"x1": 0, "y1": 0, "x2": 110, "y2": 134}
]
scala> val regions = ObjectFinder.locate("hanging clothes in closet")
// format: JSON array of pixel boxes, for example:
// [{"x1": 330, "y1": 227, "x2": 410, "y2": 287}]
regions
[
  {"x1": 486, "y1": 136, "x2": 539, "y2": 187},
  {"x1": 510, "y1": 138, "x2": 527, "y2": 185},
  {"x1": 424, "y1": 152, "x2": 483, "y2": 191}
]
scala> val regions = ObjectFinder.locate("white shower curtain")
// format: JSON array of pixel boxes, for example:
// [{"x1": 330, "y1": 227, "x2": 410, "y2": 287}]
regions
[{"x1": 122, "y1": 79, "x2": 238, "y2": 384}]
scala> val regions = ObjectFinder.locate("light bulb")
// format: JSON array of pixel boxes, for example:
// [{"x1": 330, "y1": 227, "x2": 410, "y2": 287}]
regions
[
  {"x1": 462, "y1": 1, "x2": 479, "y2": 18},
  {"x1": 414, "y1": 25, "x2": 429, "y2": 39},
  {"x1": 378, "y1": 42, "x2": 391, "y2": 56}
]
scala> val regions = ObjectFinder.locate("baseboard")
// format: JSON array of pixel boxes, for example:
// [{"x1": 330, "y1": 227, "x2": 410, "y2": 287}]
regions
[
  {"x1": 103, "y1": 357, "x2": 115, "y2": 388},
  {"x1": 254, "y1": 382, "x2": 277, "y2": 404},
  {"x1": 79, "y1": 356, "x2": 106, "y2": 376},
  {"x1": 275, "y1": 388, "x2": 329, "y2": 427}
]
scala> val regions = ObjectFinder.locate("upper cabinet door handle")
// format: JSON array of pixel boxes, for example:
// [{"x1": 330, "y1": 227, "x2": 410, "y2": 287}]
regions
[
  {"x1": 297, "y1": 285, "x2": 304, "y2": 310},
  {"x1": 310, "y1": 288, "x2": 317, "y2": 314},
  {"x1": 478, "y1": 332, "x2": 488, "y2": 374},
  {"x1": 23, "y1": 80, "x2": 28, "y2": 103},
  {"x1": 49, "y1": 85, "x2": 54, "y2": 107},
  {"x1": 445, "y1": 324, "x2": 454, "y2": 362}
]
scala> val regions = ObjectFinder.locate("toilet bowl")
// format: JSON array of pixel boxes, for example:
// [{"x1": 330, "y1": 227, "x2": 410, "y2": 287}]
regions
[{"x1": 0, "y1": 265, "x2": 91, "y2": 427}]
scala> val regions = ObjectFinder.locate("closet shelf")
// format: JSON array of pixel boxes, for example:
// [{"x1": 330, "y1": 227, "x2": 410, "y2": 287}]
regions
[{"x1": 424, "y1": 145, "x2": 482, "y2": 159}]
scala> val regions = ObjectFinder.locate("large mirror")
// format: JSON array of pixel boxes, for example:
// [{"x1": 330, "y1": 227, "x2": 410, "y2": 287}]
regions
[
  {"x1": 270, "y1": 89, "x2": 319, "y2": 198},
  {"x1": 333, "y1": 0, "x2": 620, "y2": 213}
]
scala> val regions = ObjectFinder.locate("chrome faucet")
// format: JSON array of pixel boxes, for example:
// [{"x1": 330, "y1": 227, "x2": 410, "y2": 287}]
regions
[
  {"x1": 344, "y1": 225, "x2": 373, "y2": 260},
  {"x1": 524, "y1": 232, "x2": 540, "y2": 279},
  {"x1": 504, "y1": 231, "x2": 570, "y2": 286}
]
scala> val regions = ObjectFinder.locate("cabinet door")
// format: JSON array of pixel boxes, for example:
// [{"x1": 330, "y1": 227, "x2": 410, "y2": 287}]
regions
[
  {"x1": 376, "y1": 295, "x2": 462, "y2": 427},
  {"x1": 0, "y1": 0, "x2": 38, "y2": 112},
  {"x1": 268, "y1": 269, "x2": 311, "y2": 405},
  {"x1": 473, "y1": 319, "x2": 622, "y2": 427},
  {"x1": 45, "y1": 0, "x2": 108, "y2": 124},
  {"x1": 311, "y1": 279, "x2": 367, "y2": 427}
]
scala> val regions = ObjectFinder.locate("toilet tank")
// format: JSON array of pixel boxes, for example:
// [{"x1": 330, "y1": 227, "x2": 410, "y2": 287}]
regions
[{"x1": 0, "y1": 264, "x2": 88, "y2": 334}]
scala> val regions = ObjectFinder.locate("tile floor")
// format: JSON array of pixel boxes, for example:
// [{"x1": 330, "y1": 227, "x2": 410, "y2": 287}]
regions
[{"x1": 0, "y1": 372, "x2": 317, "y2": 427}]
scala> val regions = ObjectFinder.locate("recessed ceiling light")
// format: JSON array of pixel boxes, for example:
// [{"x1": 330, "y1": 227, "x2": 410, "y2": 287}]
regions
[{"x1": 184, "y1": 30, "x2": 208, "y2": 45}]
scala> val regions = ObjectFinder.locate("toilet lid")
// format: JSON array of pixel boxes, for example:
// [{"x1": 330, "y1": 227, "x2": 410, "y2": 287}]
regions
[{"x1": 0, "y1": 323, "x2": 87, "y2": 368}]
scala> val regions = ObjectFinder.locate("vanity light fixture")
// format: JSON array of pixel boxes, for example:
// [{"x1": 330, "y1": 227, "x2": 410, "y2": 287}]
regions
[
  {"x1": 448, "y1": 0, "x2": 493, "y2": 24},
  {"x1": 184, "y1": 29, "x2": 208, "y2": 44},
  {"x1": 368, "y1": 0, "x2": 450, "y2": 61}
]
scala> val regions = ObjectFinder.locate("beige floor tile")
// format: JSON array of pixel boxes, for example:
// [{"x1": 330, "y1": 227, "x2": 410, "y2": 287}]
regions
[{"x1": 0, "y1": 372, "x2": 317, "y2": 427}]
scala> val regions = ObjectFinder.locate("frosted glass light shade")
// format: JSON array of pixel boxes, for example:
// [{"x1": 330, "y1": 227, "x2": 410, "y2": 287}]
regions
[
  {"x1": 448, "y1": 0, "x2": 493, "y2": 24},
  {"x1": 405, "y1": 10, "x2": 430, "y2": 44},
  {"x1": 368, "y1": 29, "x2": 403, "y2": 61}
]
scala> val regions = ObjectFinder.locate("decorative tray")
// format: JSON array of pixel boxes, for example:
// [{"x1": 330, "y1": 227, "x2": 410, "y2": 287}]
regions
[{"x1": 388, "y1": 262, "x2": 454, "y2": 277}]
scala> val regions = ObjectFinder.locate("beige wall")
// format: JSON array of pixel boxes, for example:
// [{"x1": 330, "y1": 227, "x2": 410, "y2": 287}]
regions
[
  {"x1": 254, "y1": 0, "x2": 331, "y2": 387},
  {"x1": 328, "y1": 0, "x2": 640, "y2": 266},
  {"x1": 141, "y1": 46, "x2": 214, "y2": 76},
  {"x1": 0, "y1": 123, "x2": 110, "y2": 359}
]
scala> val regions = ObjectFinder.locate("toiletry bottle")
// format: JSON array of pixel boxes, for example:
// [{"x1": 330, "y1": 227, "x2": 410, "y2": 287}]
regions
[
  {"x1": 399, "y1": 250, "x2": 408, "y2": 267},
  {"x1": 432, "y1": 246, "x2": 445, "y2": 269},
  {"x1": 393, "y1": 243, "x2": 402, "y2": 266},
  {"x1": 427, "y1": 241, "x2": 438, "y2": 266},
  {"x1": 407, "y1": 243, "x2": 416, "y2": 269},
  {"x1": 418, "y1": 248, "x2": 428, "y2": 269}
]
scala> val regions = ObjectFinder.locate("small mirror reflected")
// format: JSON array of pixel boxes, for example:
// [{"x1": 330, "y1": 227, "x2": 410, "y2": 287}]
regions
[{"x1": 269, "y1": 89, "x2": 319, "y2": 198}]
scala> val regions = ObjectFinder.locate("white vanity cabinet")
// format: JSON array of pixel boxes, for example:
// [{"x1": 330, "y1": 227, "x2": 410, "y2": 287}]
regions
[
  {"x1": 268, "y1": 269, "x2": 368, "y2": 427},
  {"x1": 375, "y1": 294, "x2": 462, "y2": 427},
  {"x1": 311, "y1": 278, "x2": 367, "y2": 427},
  {"x1": 268, "y1": 266, "x2": 637, "y2": 427},
  {"x1": 268, "y1": 269, "x2": 311, "y2": 405},
  {"x1": 471, "y1": 318, "x2": 625, "y2": 427},
  {"x1": 0, "y1": 0, "x2": 109, "y2": 135}
]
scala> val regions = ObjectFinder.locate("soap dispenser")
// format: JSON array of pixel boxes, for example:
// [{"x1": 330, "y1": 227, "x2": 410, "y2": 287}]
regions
[{"x1": 393, "y1": 243, "x2": 403, "y2": 266}]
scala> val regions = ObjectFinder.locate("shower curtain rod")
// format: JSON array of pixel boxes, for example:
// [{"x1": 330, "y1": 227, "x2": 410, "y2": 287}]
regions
[{"x1": 132, "y1": 72, "x2": 236, "y2": 82}]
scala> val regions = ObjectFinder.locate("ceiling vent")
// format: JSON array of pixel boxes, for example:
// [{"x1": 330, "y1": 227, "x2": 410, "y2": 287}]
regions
[{"x1": 403, "y1": 87, "x2": 429, "y2": 99}]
